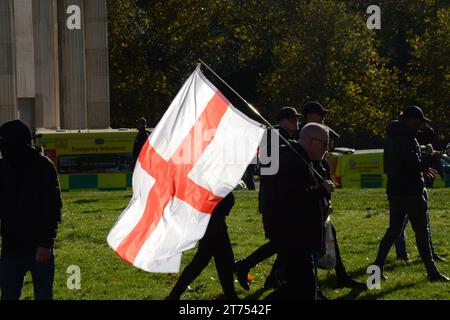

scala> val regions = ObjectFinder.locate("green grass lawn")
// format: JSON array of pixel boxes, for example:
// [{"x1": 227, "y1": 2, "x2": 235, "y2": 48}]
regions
[{"x1": 17, "y1": 188, "x2": 450, "y2": 300}]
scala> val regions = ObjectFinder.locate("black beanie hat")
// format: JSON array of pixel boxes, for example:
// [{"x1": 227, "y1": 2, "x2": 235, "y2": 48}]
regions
[{"x1": 0, "y1": 120, "x2": 33, "y2": 146}]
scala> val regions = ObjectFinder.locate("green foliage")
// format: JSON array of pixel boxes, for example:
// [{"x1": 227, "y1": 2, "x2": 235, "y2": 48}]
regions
[
  {"x1": 107, "y1": 0, "x2": 449, "y2": 142},
  {"x1": 407, "y1": 8, "x2": 450, "y2": 139}
]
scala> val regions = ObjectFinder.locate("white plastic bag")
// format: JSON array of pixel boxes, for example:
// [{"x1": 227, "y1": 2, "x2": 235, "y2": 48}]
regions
[{"x1": 317, "y1": 216, "x2": 336, "y2": 270}]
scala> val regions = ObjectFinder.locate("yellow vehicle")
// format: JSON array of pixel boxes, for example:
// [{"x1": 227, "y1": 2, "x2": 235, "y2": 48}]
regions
[
  {"x1": 326, "y1": 148, "x2": 386, "y2": 188},
  {"x1": 326, "y1": 148, "x2": 448, "y2": 189},
  {"x1": 35, "y1": 129, "x2": 138, "y2": 191}
]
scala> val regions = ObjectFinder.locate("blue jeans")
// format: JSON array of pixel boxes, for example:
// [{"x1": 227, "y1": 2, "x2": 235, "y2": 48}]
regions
[{"x1": 0, "y1": 254, "x2": 55, "y2": 300}]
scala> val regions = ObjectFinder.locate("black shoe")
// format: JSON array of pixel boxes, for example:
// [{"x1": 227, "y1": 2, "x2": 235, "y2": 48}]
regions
[
  {"x1": 433, "y1": 254, "x2": 447, "y2": 262},
  {"x1": 373, "y1": 263, "x2": 387, "y2": 280},
  {"x1": 234, "y1": 260, "x2": 250, "y2": 291},
  {"x1": 336, "y1": 276, "x2": 367, "y2": 289},
  {"x1": 396, "y1": 254, "x2": 411, "y2": 262},
  {"x1": 428, "y1": 272, "x2": 450, "y2": 282}
]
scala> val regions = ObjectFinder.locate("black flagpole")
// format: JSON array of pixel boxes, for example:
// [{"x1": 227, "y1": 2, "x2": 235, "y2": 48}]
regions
[{"x1": 198, "y1": 58, "x2": 327, "y2": 182}]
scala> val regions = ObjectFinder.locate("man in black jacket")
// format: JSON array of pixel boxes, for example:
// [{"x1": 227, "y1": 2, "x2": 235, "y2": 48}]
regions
[
  {"x1": 300, "y1": 102, "x2": 366, "y2": 292},
  {"x1": 131, "y1": 117, "x2": 151, "y2": 171},
  {"x1": 394, "y1": 124, "x2": 445, "y2": 262},
  {"x1": 374, "y1": 106, "x2": 448, "y2": 282},
  {"x1": 167, "y1": 193, "x2": 238, "y2": 300},
  {"x1": 234, "y1": 107, "x2": 301, "y2": 290},
  {"x1": 0, "y1": 120, "x2": 62, "y2": 300},
  {"x1": 266, "y1": 123, "x2": 334, "y2": 300}
]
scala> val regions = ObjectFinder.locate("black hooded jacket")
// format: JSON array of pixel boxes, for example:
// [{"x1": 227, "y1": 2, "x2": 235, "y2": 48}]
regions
[
  {"x1": 384, "y1": 120, "x2": 433, "y2": 196},
  {"x1": 0, "y1": 120, "x2": 62, "y2": 256}
]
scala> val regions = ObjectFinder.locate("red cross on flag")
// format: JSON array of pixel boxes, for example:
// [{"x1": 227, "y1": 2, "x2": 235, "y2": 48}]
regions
[{"x1": 107, "y1": 67, "x2": 265, "y2": 273}]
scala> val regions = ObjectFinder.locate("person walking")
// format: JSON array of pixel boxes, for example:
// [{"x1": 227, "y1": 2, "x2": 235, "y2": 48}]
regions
[
  {"x1": 0, "y1": 120, "x2": 62, "y2": 300},
  {"x1": 167, "y1": 193, "x2": 239, "y2": 300},
  {"x1": 374, "y1": 106, "x2": 448, "y2": 282}
]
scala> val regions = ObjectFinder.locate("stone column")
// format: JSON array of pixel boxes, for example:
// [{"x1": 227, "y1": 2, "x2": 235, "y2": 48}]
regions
[
  {"x1": 33, "y1": 0, "x2": 60, "y2": 129},
  {"x1": 84, "y1": 0, "x2": 110, "y2": 129},
  {"x1": 0, "y1": 0, "x2": 17, "y2": 123},
  {"x1": 14, "y1": 0, "x2": 35, "y2": 99},
  {"x1": 13, "y1": 0, "x2": 35, "y2": 129},
  {"x1": 58, "y1": 0, "x2": 87, "y2": 129}
]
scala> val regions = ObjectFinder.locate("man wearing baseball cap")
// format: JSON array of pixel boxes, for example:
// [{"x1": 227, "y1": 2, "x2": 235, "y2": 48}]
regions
[
  {"x1": 374, "y1": 105, "x2": 448, "y2": 282},
  {"x1": 302, "y1": 101, "x2": 329, "y2": 124},
  {"x1": 276, "y1": 106, "x2": 303, "y2": 139},
  {"x1": 235, "y1": 106, "x2": 302, "y2": 291}
]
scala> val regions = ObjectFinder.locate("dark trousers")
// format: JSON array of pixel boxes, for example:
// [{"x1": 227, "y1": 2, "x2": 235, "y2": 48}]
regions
[
  {"x1": 168, "y1": 224, "x2": 237, "y2": 299},
  {"x1": 395, "y1": 221, "x2": 409, "y2": 258},
  {"x1": 243, "y1": 224, "x2": 350, "y2": 284},
  {"x1": 242, "y1": 164, "x2": 256, "y2": 190},
  {"x1": 242, "y1": 241, "x2": 283, "y2": 284},
  {"x1": 0, "y1": 254, "x2": 55, "y2": 300},
  {"x1": 265, "y1": 249, "x2": 316, "y2": 300},
  {"x1": 375, "y1": 191, "x2": 438, "y2": 275},
  {"x1": 395, "y1": 189, "x2": 437, "y2": 258},
  {"x1": 241, "y1": 241, "x2": 277, "y2": 268},
  {"x1": 239, "y1": 213, "x2": 281, "y2": 281}
]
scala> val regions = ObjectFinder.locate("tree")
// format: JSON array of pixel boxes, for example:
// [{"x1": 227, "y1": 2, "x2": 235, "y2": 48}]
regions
[
  {"x1": 407, "y1": 7, "x2": 450, "y2": 141},
  {"x1": 106, "y1": 0, "x2": 446, "y2": 145},
  {"x1": 257, "y1": 0, "x2": 399, "y2": 137}
]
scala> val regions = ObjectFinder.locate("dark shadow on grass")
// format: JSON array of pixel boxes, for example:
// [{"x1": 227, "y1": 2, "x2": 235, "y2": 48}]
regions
[
  {"x1": 73, "y1": 199, "x2": 99, "y2": 204},
  {"x1": 243, "y1": 287, "x2": 268, "y2": 300},
  {"x1": 343, "y1": 281, "x2": 419, "y2": 300},
  {"x1": 338, "y1": 259, "x2": 423, "y2": 279},
  {"x1": 82, "y1": 209, "x2": 101, "y2": 213},
  {"x1": 317, "y1": 274, "x2": 367, "y2": 300},
  {"x1": 333, "y1": 287, "x2": 366, "y2": 300},
  {"x1": 318, "y1": 273, "x2": 421, "y2": 300}
]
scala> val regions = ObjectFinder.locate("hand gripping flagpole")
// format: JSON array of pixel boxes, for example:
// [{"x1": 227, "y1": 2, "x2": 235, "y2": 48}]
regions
[{"x1": 198, "y1": 59, "x2": 326, "y2": 182}]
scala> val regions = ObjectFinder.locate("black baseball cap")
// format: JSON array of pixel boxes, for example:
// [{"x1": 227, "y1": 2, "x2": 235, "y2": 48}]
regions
[
  {"x1": 303, "y1": 101, "x2": 329, "y2": 116},
  {"x1": 400, "y1": 105, "x2": 431, "y2": 123},
  {"x1": 277, "y1": 107, "x2": 302, "y2": 121}
]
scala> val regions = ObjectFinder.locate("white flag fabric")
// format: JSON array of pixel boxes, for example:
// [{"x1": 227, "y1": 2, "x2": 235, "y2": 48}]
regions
[{"x1": 107, "y1": 67, "x2": 264, "y2": 273}]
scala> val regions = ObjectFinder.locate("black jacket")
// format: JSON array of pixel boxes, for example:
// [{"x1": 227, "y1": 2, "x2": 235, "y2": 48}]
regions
[
  {"x1": 270, "y1": 143, "x2": 327, "y2": 253},
  {"x1": 313, "y1": 159, "x2": 332, "y2": 220},
  {"x1": 384, "y1": 120, "x2": 433, "y2": 196},
  {"x1": 132, "y1": 129, "x2": 151, "y2": 169},
  {"x1": 258, "y1": 125, "x2": 298, "y2": 215},
  {"x1": 201, "y1": 192, "x2": 235, "y2": 244},
  {"x1": 0, "y1": 148, "x2": 62, "y2": 256}
]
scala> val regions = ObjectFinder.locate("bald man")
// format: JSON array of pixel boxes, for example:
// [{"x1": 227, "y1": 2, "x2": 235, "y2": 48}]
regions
[{"x1": 266, "y1": 123, "x2": 333, "y2": 300}]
